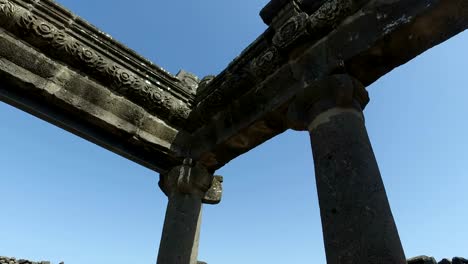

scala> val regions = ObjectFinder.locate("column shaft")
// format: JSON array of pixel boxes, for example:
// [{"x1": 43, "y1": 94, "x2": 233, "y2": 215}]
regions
[
  {"x1": 309, "y1": 107, "x2": 406, "y2": 264},
  {"x1": 157, "y1": 193, "x2": 202, "y2": 264}
]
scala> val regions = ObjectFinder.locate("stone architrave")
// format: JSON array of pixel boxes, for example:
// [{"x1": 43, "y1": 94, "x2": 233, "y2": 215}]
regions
[
  {"x1": 289, "y1": 74, "x2": 406, "y2": 264},
  {"x1": 157, "y1": 159, "x2": 214, "y2": 264}
]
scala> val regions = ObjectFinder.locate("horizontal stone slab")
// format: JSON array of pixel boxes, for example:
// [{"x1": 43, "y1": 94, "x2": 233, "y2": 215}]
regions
[
  {"x1": 0, "y1": 30, "x2": 190, "y2": 173},
  {"x1": 0, "y1": 0, "x2": 194, "y2": 128},
  {"x1": 189, "y1": 0, "x2": 468, "y2": 171}
]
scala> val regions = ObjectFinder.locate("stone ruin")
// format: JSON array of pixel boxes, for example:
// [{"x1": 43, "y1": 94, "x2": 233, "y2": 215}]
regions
[
  {"x1": 0, "y1": 256, "x2": 61, "y2": 264},
  {"x1": 0, "y1": 0, "x2": 466, "y2": 263},
  {"x1": 408, "y1": 256, "x2": 468, "y2": 264}
]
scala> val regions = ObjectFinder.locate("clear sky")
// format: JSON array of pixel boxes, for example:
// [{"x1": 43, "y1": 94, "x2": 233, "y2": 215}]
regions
[{"x1": 0, "y1": 1, "x2": 467, "y2": 263}]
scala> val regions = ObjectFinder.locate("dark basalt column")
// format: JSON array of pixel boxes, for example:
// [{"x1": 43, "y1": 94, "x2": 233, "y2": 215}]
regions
[
  {"x1": 296, "y1": 74, "x2": 406, "y2": 263},
  {"x1": 157, "y1": 159, "x2": 214, "y2": 264}
]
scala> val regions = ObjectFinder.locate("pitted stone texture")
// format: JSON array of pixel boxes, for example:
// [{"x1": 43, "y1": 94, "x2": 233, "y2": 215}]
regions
[
  {"x1": 309, "y1": 108, "x2": 406, "y2": 263},
  {"x1": 0, "y1": 256, "x2": 53, "y2": 264},
  {"x1": 157, "y1": 160, "x2": 215, "y2": 264}
]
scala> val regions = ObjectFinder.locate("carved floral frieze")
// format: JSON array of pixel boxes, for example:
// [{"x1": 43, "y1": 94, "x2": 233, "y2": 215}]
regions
[{"x1": 0, "y1": 0, "x2": 191, "y2": 124}]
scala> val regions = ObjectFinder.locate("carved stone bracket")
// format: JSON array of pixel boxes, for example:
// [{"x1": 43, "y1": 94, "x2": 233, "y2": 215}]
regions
[
  {"x1": 159, "y1": 159, "x2": 223, "y2": 204},
  {"x1": 202, "y1": 176, "x2": 223, "y2": 205},
  {"x1": 0, "y1": 0, "x2": 192, "y2": 125}
]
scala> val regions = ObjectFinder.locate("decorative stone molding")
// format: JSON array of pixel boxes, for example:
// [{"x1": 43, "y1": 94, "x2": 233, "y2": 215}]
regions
[
  {"x1": 0, "y1": 0, "x2": 192, "y2": 125},
  {"x1": 192, "y1": 0, "x2": 370, "y2": 130},
  {"x1": 307, "y1": 0, "x2": 354, "y2": 36},
  {"x1": 272, "y1": 12, "x2": 309, "y2": 49},
  {"x1": 249, "y1": 47, "x2": 281, "y2": 78}
]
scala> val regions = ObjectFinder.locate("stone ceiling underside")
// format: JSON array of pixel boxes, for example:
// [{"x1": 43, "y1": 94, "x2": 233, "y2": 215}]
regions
[{"x1": 0, "y1": 0, "x2": 466, "y2": 173}]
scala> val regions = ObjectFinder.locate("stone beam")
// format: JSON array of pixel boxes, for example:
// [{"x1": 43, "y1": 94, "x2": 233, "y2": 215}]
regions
[
  {"x1": 0, "y1": 0, "x2": 196, "y2": 173},
  {"x1": 188, "y1": 0, "x2": 468, "y2": 171}
]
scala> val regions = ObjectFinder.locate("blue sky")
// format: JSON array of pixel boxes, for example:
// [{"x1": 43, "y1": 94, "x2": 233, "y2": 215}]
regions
[{"x1": 0, "y1": 1, "x2": 467, "y2": 263}]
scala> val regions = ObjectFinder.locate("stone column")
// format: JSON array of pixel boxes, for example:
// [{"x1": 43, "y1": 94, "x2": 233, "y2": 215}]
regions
[
  {"x1": 290, "y1": 74, "x2": 406, "y2": 264},
  {"x1": 157, "y1": 159, "x2": 218, "y2": 264}
]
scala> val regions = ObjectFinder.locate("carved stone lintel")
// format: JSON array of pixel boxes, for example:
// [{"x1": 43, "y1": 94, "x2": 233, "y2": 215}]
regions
[
  {"x1": 0, "y1": 0, "x2": 191, "y2": 124},
  {"x1": 159, "y1": 158, "x2": 213, "y2": 198},
  {"x1": 288, "y1": 74, "x2": 369, "y2": 130}
]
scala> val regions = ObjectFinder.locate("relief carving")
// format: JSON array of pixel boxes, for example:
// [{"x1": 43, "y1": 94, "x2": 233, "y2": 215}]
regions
[
  {"x1": 0, "y1": 0, "x2": 191, "y2": 123},
  {"x1": 272, "y1": 12, "x2": 309, "y2": 49},
  {"x1": 308, "y1": 0, "x2": 353, "y2": 35},
  {"x1": 250, "y1": 47, "x2": 280, "y2": 78}
]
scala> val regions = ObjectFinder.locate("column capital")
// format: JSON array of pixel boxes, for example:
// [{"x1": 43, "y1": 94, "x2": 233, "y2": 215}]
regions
[
  {"x1": 159, "y1": 158, "x2": 213, "y2": 198},
  {"x1": 288, "y1": 74, "x2": 369, "y2": 130}
]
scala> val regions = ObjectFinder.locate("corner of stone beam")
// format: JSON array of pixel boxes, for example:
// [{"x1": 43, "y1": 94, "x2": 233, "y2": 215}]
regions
[
  {"x1": 176, "y1": 70, "x2": 200, "y2": 94},
  {"x1": 260, "y1": 0, "x2": 302, "y2": 29},
  {"x1": 260, "y1": 0, "x2": 329, "y2": 28}
]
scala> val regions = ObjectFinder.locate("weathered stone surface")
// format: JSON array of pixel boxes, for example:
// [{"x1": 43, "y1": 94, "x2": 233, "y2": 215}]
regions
[
  {"x1": 0, "y1": 28, "x2": 192, "y2": 173},
  {"x1": 157, "y1": 160, "x2": 214, "y2": 264},
  {"x1": 189, "y1": 0, "x2": 468, "y2": 171},
  {"x1": 0, "y1": 0, "x2": 193, "y2": 126},
  {"x1": 1, "y1": 0, "x2": 466, "y2": 174},
  {"x1": 202, "y1": 175, "x2": 223, "y2": 205},
  {"x1": 0, "y1": 257, "x2": 56, "y2": 264},
  {"x1": 408, "y1": 256, "x2": 438, "y2": 264},
  {"x1": 304, "y1": 75, "x2": 406, "y2": 264}
]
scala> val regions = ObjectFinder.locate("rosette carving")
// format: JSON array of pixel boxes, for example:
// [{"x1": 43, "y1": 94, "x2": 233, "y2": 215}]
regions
[
  {"x1": 17, "y1": 11, "x2": 36, "y2": 29},
  {"x1": 33, "y1": 22, "x2": 54, "y2": 39},
  {"x1": 308, "y1": 0, "x2": 353, "y2": 35},
  {"x1": 250, "y1": 47, "x2": 280, "y2": 78},
  {"x1": 272, "y1": 12, "x2": 309, "y2": 49},
  {"x1": 0, "y1": 0, "x2": 15, "y2": 17},
  {"x1": 0, "y1": 0, "x2": 191, "y2": 126}
]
